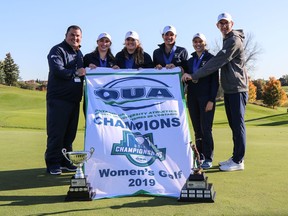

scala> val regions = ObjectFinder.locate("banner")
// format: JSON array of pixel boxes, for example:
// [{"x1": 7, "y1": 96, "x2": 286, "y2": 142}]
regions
[{"x1": 84, "y1": 68, "x2": 192, "y2": 199}]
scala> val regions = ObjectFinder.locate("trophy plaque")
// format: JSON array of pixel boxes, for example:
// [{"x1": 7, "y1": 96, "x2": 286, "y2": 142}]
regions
[
  {"x1": 62, "y1": 147, "x2": 95, "y2": 201},
  {"x1": 178, "y1": 143, "x2": 216, "y2": 202}
]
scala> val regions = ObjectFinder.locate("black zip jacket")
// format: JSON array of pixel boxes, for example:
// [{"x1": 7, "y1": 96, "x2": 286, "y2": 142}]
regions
[
  {"x1": 115, "y1": 50, "x2": 153, "y2": 69},
  {"x1": 153, "y1": 43, "x2": 188, "y2": 70},
  {"x1": 186, "y1": 51, "x2": 219, "y2": 102},
  {"x1": 83, "y1": 49, "x2": 116, "y2": 68},
  {"x1": 47, "y1": 40, "x2": 84, "y2": 103}
]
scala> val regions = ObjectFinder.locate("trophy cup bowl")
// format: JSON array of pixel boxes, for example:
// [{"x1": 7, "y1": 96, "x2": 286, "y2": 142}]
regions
[
  {"x1": 62, "y1": 147, "x2": 94, "y2": 179},
  {"x1": 62, "y1": 147, "x2": 95, "y2": 201}
]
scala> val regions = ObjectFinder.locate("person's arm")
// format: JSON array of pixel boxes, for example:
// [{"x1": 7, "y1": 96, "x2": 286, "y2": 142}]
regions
[
  {"x1": 153, "y1": 47, "x2": 165, "y2": 69},
  {"x1": 114, "y1": 52, "x2": 124, "y2": 69},
  {"x1": 205, "y1": 69, "x2": 219, "y2": 112},
  {"x1": 144, "y1": 52, "x2": 154, "y2": 68},
  {"x1": 209, "y1": 70, "x2": 219, "y2": 102},
  {"x1": 83, "y1": 54, "x2": 89, "y2": 68},
  {"x1": 180, "y1": 48, "x2": 189, "y2": 73},
  {"x1": 48, "y1": 47, "x2": 81, "y2": 80},
  {"x1": 153, "y1": 49, "x2": 159, "y2": 68},
  {"x1": 192, "y1": 37, "x2": 240, "y2": 80}
]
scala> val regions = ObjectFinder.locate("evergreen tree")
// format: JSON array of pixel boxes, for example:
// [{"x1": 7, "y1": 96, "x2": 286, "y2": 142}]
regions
[
  {"x1": 0, "y1": 61, "x2": 5, "y2": 84},
  {"x1": 262, "y1": 77, "x2": 287, "y2": 109},
  {"x1": 3, "y1": 53, "x2": 20, "y2": 86}
]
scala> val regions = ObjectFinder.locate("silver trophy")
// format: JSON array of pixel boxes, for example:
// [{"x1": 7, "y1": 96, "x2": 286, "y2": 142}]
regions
[
  {"x1": 62, "y1": 147, "x2": 95, "y2": 201},
  {"x1": 62, "y1": 147, "x2": 94, "y2": 179}
]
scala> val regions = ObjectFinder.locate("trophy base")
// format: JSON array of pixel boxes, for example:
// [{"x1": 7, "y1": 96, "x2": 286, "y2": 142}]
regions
[
  {"x1": 178, "y1": 173, "x2": 216, "y2": 203},
  {"x1": 178, "y1": 183, "x2": 216, "y2": 203},
  {"x1": 64, "y1": 176, "x2": 95, "y2": 201}
]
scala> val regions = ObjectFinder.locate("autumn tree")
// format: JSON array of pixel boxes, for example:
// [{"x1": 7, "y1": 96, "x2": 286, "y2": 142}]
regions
[
  {"x1": 3, "y1": 53, "x2": 20, "y2": 86},
  {"x1": 252, "y1": 79, "x2": 265, "y2": 100},
  {"x1": 248, "y1": 80, "x2": 256, "y2": 103},
  {"x1": 280, "y1": 89, "x2": 288, "y2": 106},
  {"x1": 262, "y1": 77, "x2": 287, "y2": 109}
]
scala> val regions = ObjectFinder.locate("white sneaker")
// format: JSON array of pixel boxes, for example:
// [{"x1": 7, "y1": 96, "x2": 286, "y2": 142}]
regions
[
  {"x1": 218, "y1": 157, "x2": 233, "y2": 166},
  {"x1": 219, "y1": 160, "x2": 244, "y2": 171}
]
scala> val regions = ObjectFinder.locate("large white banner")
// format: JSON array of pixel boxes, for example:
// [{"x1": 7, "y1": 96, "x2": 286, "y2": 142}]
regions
[{"x1": 84, "y1": 68, "x2": 192, "y2": 199}]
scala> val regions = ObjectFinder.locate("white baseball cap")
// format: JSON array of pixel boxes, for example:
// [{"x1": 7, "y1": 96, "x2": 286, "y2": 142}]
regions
[
  {"x1": 97, "y1": 32, "x2": 112, "y2": 42},
  {"x1": 217, "y1": 12, "x2": 233, "y2": 23},
  {"x1": 192, "y1": 33, "x2": 206, "y2": 43},
  {"x1": 162, "y1": 25, "x2": 177, "y2": 35},
  {"x1": 125, "y1": 31, "x2": 139, "y2": 40}
]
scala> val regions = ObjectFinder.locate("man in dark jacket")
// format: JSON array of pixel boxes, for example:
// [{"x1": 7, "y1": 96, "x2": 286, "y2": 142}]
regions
[
  {"x1": 45, "y1": 25, "x2": 86, "y2": 175},
  {"x1": 182, "y1": 13, "x2": 248, "y2": 171}
]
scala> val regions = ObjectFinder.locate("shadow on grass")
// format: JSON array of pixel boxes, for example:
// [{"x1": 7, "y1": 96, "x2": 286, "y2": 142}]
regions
[
  {"x1": 0, "y1": 168, "x2": 74, "y2": 206},
  {"x1": 245, "y1": 113, "x2": 288, "y2": 126},
  {"x1": 4, "y1": 196, "x2": 199, "y2": 216},
  {"x1": 109, "y1": 168, "x2": 220, "y2": 209},
  {"x1": 29, "y1": 208, "x2": 106, "y2": 216},
  {"x1": 203, "y1": 166, "x2": 220, "y2": 173},
  {"x1": 0, "y1": 168, "x2": 218, "y2": 208},
  {"x1": 258, "y1": 120, "x2": 288, "y2": 126},
  {"x1": 215, "y1": 113, "x2": 288, "y2": 126},
  {"x1": 0, "y1": 195, "x2": 67, "y2": 206},
  {"x1": 110, "y1": 195, "x2": 203, "y2": 209},
  {"x1": 0, "y1": 168, "x2": 71, "y2": 191},
  {"x1": 215, "y1": 102, "x2": 225, "y2": 107}
]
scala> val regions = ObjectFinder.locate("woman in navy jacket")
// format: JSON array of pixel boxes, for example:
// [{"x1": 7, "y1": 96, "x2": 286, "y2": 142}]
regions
[
  {"x1": 153, "y1": 25, "x2": 188, "y2": 72},
  {"x1": 84, "y1": 32, "x2": 118, "y2": 69},
  {"x1": 83, "y1": 32, "x2": 119, "y2": 116},
  {"x1": 185, "y1": 33, "x2": 219, "y2": 170},
  {"x1": 115, "y1": 31, "x2": 153, "y2": 69}
]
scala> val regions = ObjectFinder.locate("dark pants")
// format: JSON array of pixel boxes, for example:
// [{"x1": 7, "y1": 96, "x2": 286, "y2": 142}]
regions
[
  {"x1": 45, "y1": 99, "x2": 80, "y2": 168},
  {"x1": 187, "y1": 94, "x2": 215, "y2": 162},
  {"x1": 224, "y1": 92, "x2": 247, "y2": 163}
]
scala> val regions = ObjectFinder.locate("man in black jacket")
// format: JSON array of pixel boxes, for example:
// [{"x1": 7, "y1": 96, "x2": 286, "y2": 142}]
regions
[{"x1": 45, "y1": 25, "x2": 86, "y2": 175}]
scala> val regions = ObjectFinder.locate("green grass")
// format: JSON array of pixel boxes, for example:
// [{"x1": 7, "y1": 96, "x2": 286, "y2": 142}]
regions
[
  {"x1": 0, "y1": 85, "x2": 288, "y2": 215},
  {"x1": 1, "y1": 84, "x2": 287, "y2": 130},
  {"x1": 0, "y1": 85, "x2": 85, "y2": 130}
]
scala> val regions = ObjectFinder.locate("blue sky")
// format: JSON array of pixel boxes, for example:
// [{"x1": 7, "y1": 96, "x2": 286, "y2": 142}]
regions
[{"x1": 1, "y1": 0, "x2": 287, "y2": 81}]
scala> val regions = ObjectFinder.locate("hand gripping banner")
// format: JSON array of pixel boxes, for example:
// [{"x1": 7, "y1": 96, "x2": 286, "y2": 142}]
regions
[{"x1": 84, "y1": 67, "x2": 192, "y2": 199}]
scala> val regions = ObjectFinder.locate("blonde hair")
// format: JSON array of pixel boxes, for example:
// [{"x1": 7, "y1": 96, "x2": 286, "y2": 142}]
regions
[{"x1": 122, "y1": 44, "x2": 144, "y2": 65}]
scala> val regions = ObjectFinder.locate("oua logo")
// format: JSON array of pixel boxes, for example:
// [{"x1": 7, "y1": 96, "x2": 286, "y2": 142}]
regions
[{"x1": 94, "y1": 77, "x2": 174, "y2": 111}]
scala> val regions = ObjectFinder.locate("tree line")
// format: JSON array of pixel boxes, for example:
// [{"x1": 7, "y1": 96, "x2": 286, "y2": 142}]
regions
[
  {"x1": 0, "y1": 53, "x2": 46, "y2": 90},
  {"x1": 0, "y1": 52, "x2": 287, "y2": 109}
]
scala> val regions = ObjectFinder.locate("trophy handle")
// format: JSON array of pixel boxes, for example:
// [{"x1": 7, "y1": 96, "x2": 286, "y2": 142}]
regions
[
  {"x1": 86, "y1": 147, "x2": 95, "y2": 161},
  {"x1": 62, "y1": 148, "x2": 72, "y2": 163}
]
